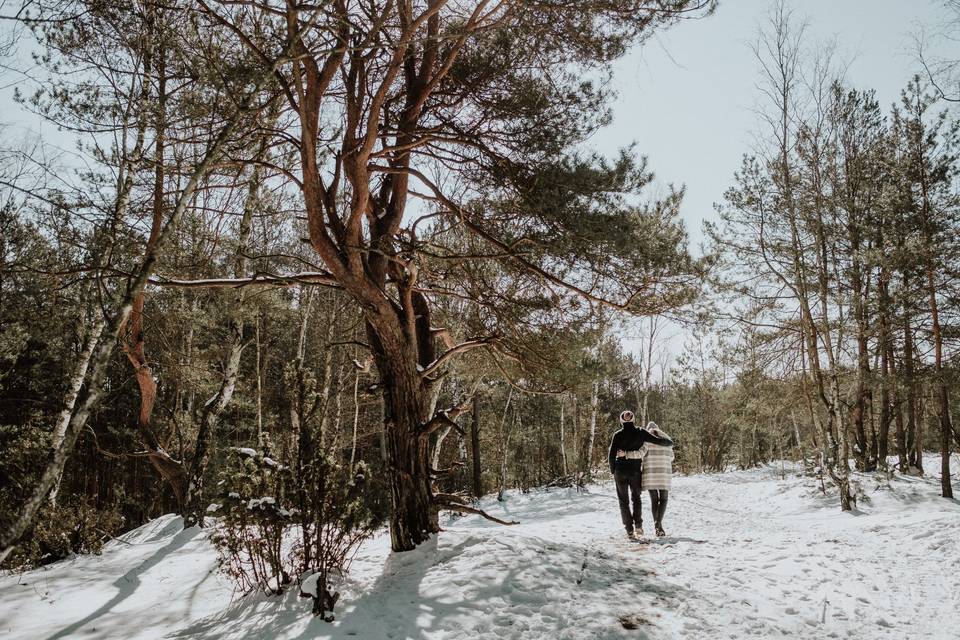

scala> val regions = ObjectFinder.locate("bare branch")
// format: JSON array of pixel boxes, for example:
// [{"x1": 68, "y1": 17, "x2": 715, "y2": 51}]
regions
[
  {"x1": 434, "y1": 496, "x2": 519, "y2": 526},
  {"x1": 148, "y1": 271, "x2": 340, "y2": 289}
]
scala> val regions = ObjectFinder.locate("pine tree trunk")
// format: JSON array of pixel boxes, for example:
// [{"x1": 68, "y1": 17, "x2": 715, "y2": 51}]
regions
[
  {"x1": 586, "y1": 380, "x2": 598, "y2": 478},
  {"x1": 571, "y1": 394, "x2": 580, "y2": 470},
  {"x1": 791, "y1": 412, "x2": 807, "y2": 470},
  {"x1": 350, "y1": 369, "x2": 361, "y2": 473},
  {"x1": 382, "y1": 371, "x2": 437, "y2": 551},
  {"x1": 558, "y1": 395, "x2": 568, "y2": 476},
  {"x1": 498, "y1": 421, "x2": 511, "y2": 502},
  {"x1": 365, "y1": 313, "x2": 439, "y2": 551},
  {"x1": 877, "y1": 318, "x2": 892, "y2": 471},
  {"x1": 120, "y1": 35, "x2": 192, "y2": 506},
  {"x1": 471, "y1": 393, "x2": 483, "y2": 498},
  {"x1": 496, "y1": 388, "x2": 513, "y2": 501},
  {"x1": 925, "y1": 260, "x2": 953, "y2": 498},
  {"x1": 255, "y1": 316, "x2": 264, "y2": 447},
  {"x1": 938, "y1": 389, "x2": 953, "y2": 499},
  {"x1": 902, "y1": 286, "x2": 920, "y2": 474}
]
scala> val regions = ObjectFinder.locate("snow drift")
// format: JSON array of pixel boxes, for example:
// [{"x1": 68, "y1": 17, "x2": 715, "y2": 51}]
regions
[{"x1": 1, "y1": 455, "x2": 957, "y2": 639}]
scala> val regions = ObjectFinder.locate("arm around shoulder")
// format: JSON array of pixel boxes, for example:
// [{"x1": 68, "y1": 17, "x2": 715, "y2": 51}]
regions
[{"x1": 646, "y1": 431, "x2": 673, "y2": 447}]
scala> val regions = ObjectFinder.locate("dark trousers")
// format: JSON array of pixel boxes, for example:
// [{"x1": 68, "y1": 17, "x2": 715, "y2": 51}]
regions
[
  {"x1": 648, "y1": 489, "x2": 668, "y2": 526},
  {"x1": 614, "y1": 470, "x2": 643, "y2": 532}
]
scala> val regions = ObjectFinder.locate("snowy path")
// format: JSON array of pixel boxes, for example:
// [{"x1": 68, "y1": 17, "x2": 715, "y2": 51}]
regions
[{"x1": 1, "y1": 457, "x2": 958, "y2": 639}]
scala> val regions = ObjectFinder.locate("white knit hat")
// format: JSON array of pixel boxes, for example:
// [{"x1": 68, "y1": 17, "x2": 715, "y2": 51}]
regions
[{"x1": 619, "y1": 410, "x2": 635, "y2": 424}]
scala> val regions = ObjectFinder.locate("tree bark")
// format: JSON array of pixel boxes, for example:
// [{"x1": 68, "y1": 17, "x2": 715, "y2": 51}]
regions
[
  {"x1": 350, "y1": 368, "x2": 361, "y2": 473},
  {"x1": 255, "y1": 315, "x2": 265, "y2": 447},
  {"x1": 558, "y1": 394, "x2": 568, "y2": 476},
  {"x1": 496, "y1": 388, "x2": 513, "y2": 501},
  {"x1": 361, "y1": 293, "x2": 441, "y2": 551},
  {"x1": 925, "y1": 257, "x2": 953, "y2": 498},
  {"x1": 471, "y1": 392, "x2": 483, "y2": 498},
  {"x1": 902, "y1": 278, "x2": 921, "y2": 474},
  {"x1": 876, "y1": 261, "x2": 893, "y2": 470},
  {"x1": 585, "y1": 380, "x2": 598, "y2": 478}
]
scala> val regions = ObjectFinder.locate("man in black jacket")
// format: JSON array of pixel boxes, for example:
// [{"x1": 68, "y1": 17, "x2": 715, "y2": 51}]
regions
[{"x1": 608, "y1": 410, "x2": 674, "y2": 539}]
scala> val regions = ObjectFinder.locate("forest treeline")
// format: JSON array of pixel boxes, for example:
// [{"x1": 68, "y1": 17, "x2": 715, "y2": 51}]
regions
[{"x1": 0, "y1": 0, "x2": 957, "y2": 620}]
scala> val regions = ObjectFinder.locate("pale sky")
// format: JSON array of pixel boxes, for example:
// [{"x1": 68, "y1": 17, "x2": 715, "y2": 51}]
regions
[{"x1": 609, "y1": 0, "x2": 958, "y2": 363}]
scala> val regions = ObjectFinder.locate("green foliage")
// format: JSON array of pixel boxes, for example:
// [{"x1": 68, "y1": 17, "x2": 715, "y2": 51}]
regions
[
  {"x1": 2, "y1": 497, "x2": 124, "y2": 570},
  {"x1": 0, "y1": 416, "x2": 127, "y2": 569}
]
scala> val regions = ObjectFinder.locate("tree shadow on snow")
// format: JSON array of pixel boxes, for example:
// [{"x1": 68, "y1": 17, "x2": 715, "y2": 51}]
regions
[
  {"x1": 172, "y1": 530, "x2": 694, "y2": 640},
  {"x1": 43, "y1": 525, "x2": 201, "y2": 640}
]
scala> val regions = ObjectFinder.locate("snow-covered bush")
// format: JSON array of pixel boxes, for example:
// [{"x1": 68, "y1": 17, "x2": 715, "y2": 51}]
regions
[
  {"x1": 209, "y1": 447, "x2": 294, "y2": 595},
  {"x1": 294, "y1": 456, "x2": 377, "y2": 620},
  {"x1": 210, "y1": 446, "x2": 377, "y2": 621}
]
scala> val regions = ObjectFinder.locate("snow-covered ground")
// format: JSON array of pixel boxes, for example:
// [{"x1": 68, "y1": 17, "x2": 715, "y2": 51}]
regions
[{"x1": 2, "y1": 454, "x2": 958, "y2": 639}]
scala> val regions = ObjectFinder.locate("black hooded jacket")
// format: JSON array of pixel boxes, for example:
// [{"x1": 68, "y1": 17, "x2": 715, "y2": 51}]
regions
[{"x1": 608, "y1": 423, "x2": 673, "y2": 474}]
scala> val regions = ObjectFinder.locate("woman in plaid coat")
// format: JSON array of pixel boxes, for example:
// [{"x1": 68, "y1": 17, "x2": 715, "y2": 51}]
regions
[{"x1": 640, "y1": 422, "x2": 674, "y2": 538}]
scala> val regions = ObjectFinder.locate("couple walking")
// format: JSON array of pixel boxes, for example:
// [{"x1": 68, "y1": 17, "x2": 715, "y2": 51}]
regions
[{"x1": 608, "y1": 410, "x2": 674, "y2": 540}]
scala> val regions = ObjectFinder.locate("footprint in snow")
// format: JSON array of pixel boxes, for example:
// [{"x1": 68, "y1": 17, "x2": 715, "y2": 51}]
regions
[{"x1": 618, "y1": 613, "x2": 649, "y2": 629}]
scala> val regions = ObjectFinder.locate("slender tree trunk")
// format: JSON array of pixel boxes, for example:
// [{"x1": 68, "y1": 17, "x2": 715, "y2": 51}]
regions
[
  {"x1": 457, "y1": 421, "x2": 468, "y2": 493},
  {"x1": 471, "y1": 392, "x2": 483, "y2": 498},
  {"x1": 925, "y1": 260, "x2": 953, "y2": 497},
  {"x1": 331, "y1": 361, "x2": 346, "y2": 454},
  {"x1": 799, "y1": 332, "x2": 830, "y2": 482},
  {"x1": 350, "y1": 369, "x2": 360, "y2": 473},
  {"x1": 255, "y1": 315, "x2": 264, "y2": 447},
  {"x1": 315, "y1": 306, "x2": 335, "y2": 448},
  {"x1": 498, "y1": 418, "x2": 512, "y2": 502},
  {"x1": 877, "y1": 272, "x2": 893, "y2": 470},
  {"x1": 496, "y1": 388, "x2": 513, "y2": 501},
  {"x1": 432, "y1": 425, "x2": 452, "y2": 475},
  {"x1": 791, "y1": 411, "x2": 807, "y2": 470},
  {"x1": 640, "y1": 317, "x2": 657, "y2": 426},
  {"x1": 585, "y1": 380, "x2": 598, "y2": 478},
  {"x1": 428, "y1": 379, "x2": 449, "y2": 473},
  {"x1": 571, "y1": 393, "x2": 580, "y2": 471},
  {"x1": 558, "y1": 395, "x2": 568, "y2": 476},
  {"x1": 902, "y1": 281, "x2": 920, "y2": 474}
]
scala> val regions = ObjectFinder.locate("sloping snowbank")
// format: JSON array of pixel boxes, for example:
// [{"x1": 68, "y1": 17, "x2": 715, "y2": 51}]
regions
[
  {"x1": 1, "y1": 454, "x2": 957, "y2": 639},
  {"x1": 0, "y1": 514, "x2": 234, "y2": 639}
]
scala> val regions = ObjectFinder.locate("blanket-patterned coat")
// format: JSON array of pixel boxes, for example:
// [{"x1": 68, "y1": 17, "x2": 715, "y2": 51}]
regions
[{"x1": 641, "y1": 441, "x2": 674, "y2": 490}]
